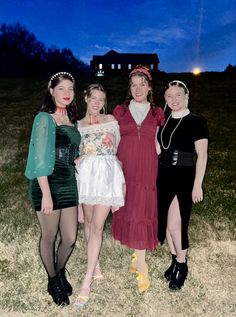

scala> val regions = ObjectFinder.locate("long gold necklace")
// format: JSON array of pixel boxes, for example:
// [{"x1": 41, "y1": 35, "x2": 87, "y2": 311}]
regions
[{"x1": 160, "y1": 114, "x2": 183, "y2": 150}]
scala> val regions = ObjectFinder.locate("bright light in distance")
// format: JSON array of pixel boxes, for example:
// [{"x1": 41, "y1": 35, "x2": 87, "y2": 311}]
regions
[{"x1": 192, "y1": 67, "x2": 201, "y2": 75}]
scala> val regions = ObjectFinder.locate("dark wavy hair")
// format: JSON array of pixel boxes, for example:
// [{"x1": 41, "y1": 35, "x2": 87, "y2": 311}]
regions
[
  {"x1": 36, "y1": 72, "x2": 79, "y2": 123},
  {"x1": 124, "y1": 65, "x2": 156, "y2": 110}
]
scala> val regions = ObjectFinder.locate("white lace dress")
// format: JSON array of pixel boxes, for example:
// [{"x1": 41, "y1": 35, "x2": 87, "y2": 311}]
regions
[{"x1": 76, "y1": 120, "x2": 125, "y2": 209}]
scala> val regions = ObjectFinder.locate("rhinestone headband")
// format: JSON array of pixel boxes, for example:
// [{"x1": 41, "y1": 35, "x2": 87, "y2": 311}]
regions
[
  {"x1": 129, "y1": 67, "x2": 152, "y2": 81},
  {"x1": 48, "y1": 72, "x2": 75, "y2": 88}
]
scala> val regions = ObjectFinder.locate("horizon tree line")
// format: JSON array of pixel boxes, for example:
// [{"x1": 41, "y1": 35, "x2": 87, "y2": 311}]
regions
[
  {"x1": 0, "y1": 22, "x2": 235, "y2": 77},
  {"x1": 0, "y1": 23, "x2": 89, "y2": 77}
]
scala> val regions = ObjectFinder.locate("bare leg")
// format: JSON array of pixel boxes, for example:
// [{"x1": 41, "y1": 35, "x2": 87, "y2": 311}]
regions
[
  {"x1": 166, "y1": 229, "x2": 176, "y2": 255},
  {"x1": 75, "y1": 204, "x2": 110, "y2": 305},
  {"x1": 36, "y1": 210, "x2": 60, "y2": 277},
  {"x1": 134, "y1": 249, "x2": 146, "y2": 271},
  {"x1": 167, "y1": 196, "x2": 187, "y2": 262},
  {"x1": 83, "y1": 203, "x2": 92, "y2": 244},
  {"x1": 82, "y1": 204, "x2": 101, "y2": 275},
  {"x1": 82, "y1": 204, "x2": 110, "y2": 285}
]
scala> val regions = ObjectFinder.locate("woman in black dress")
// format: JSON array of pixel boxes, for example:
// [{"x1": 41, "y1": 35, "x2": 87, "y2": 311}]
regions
[
  {"x1": 157, "y1": 80, "x2": 209, "y2": 290},
  {"x1": 25, "y1": 72, "x2": 81, "y2": 305}
]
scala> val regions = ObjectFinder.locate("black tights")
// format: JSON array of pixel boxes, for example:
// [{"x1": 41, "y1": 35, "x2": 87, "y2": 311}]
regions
[{"x1": 36, "y1": 207, "x2": 78, "y2": 278}]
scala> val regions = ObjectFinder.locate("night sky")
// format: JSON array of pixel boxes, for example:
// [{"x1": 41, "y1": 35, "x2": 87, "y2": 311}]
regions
[{"x1": 0, "y1": 0, "x2": 235, "y2": 72}]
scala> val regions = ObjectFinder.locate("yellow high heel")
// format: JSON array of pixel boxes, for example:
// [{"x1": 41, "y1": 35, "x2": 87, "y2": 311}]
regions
[
  {"x1": 136, "y1": 263, "x2": 151, "y2": 293},
  {"x1": 129, "y1": 253, "x2": 138, "y2": 273}
]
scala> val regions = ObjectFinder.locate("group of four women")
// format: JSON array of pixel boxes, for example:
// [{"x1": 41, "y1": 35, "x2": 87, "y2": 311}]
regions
[{"x1": 25, "y1": 66, "x2": 209, "y2": 307}]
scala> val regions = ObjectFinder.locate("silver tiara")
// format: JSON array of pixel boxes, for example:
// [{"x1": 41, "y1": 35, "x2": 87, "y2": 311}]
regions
[{"x1": 48, "y1": 72, "x2": 75, "y2": 88}]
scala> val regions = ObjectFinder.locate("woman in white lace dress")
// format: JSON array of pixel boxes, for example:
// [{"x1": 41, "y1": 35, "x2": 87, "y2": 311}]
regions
[{"x1": 75, "y1": 83, "x2": 125, "y2": 307}]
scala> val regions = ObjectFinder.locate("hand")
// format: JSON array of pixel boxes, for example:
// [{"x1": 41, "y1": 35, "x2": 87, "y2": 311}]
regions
[
  {"x1": 192, "y1": 185, "x2": 203, "y2": 203},
  {"x1": 155, "y1": 141, "x2": 161, "y2": 155},
  {"x1": 74, "y1": 156, "x2": 81, "y2": 165},
  {"x1": 41, "y1": 194, "x2": 53, "y2": 214}
]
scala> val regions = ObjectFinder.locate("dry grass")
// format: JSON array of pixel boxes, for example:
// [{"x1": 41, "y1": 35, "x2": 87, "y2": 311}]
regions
[
  {"x1": 0, "y1": 73, "x2": 235, "y2": 316},
  {"x1": 0, "y1": 223, "x2": 235, "y2": 317}
]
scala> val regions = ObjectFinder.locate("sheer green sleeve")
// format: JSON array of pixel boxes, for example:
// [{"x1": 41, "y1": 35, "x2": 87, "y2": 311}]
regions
[{"x1": 25, "y1": 112, "x2": 56, "y2": 180}]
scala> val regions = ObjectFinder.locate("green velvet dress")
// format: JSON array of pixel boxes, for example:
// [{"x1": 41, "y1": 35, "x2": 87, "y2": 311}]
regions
[{"x1": 25, "y1": 112, "x2": 81, "y2": 211}]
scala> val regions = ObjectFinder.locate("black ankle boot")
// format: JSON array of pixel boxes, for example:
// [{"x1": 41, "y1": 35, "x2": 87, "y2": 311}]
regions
[
  {"x1": 169, "y1": 260, "x2": 188, "y2": 290},
  {"x1": 164, "y1": 254, "x2": 177, "y2": 281},
  {"x1": 57, "y1": 268, "x2": 73, "y2": 296},
  {"x1": 48, "y1": 276, "x2": 70, "y2": 306}
]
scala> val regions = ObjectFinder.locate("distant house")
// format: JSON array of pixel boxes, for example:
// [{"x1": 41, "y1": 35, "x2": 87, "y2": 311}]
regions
[{"x1": 90, "y1": 50, "x2": 159, "y2": 76}]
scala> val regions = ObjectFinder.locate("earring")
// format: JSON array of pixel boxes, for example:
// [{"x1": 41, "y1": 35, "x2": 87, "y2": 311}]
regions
[{"x1": 101, "y1": 106, "x2": 106, "y2": 114}]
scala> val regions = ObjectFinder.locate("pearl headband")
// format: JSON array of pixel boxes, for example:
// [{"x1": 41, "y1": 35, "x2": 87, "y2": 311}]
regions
[{"x1": 48, "y1": 72, "x2": 75, "y2": 89}]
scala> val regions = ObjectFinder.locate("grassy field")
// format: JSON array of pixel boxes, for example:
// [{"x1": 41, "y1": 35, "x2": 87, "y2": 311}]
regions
[{"x1": 0, "y1": 72, "x2": 235, "y2": 317}]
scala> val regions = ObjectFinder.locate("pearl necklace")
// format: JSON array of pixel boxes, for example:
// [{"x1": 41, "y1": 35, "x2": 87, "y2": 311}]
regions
[{"x1": 160, "y1": 109, "x2": 189, "y2": 150}]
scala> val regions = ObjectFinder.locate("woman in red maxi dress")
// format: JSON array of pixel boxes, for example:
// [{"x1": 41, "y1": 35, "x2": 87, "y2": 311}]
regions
[{"x1": 112, "y1": 65, "x2": 164, "y2": 293}]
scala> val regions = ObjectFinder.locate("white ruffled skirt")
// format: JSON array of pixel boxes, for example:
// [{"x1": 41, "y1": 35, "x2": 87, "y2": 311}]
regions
[{"x1": 76, "y1": 155, "x2": 125, "y2": 209}]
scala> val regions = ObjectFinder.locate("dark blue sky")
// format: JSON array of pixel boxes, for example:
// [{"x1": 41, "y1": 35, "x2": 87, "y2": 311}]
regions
[{"x1": 1, "y1": 0, "x2": 235, "y2": 72}]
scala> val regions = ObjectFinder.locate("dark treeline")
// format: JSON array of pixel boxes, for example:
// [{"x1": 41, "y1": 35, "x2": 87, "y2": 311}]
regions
[
  {"x1": 0, "y1": 23, "x2": 90, "y2": 77},
  {"x1": 0, "y1": 22, "x2": 235, "y2": 78}
]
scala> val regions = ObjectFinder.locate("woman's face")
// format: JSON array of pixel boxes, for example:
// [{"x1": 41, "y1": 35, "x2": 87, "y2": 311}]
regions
[
  {"x1": 130, "y1": 75, "x2": 150, "y2": 103},
  {"x1": 85, "y1": 89, "x2": 106, "y2": 115},
  {"x1": 165, "y1": 85, "x2": 188, "y2": 112},
  {"x1": 50, "y1": 79, "x2": 74, "y2": 108}
]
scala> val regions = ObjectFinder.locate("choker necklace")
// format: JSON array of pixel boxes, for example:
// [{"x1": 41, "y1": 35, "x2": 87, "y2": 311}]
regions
[
  {"x1": 56, "y1": 106, "x2": 67, "y2": 115},
  {"x1": 160, "y1": 114, "x2": 184, "y2": 150},
  {"x1": 54, "y1": 107, "x2": 70, "y2": 125}
]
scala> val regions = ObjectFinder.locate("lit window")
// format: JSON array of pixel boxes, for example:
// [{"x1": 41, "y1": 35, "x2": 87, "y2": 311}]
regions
[
  {"x1": 111, "y1": 64, "x2": 115, "y2": 69},
  {"x1": 150, "y1": 64, "x2": 154, "y2": 70},
  {"x1": 118, "y1": 64, "x2": 121, "y2": 69},
  {"x1": 99, "y1": 64, "x2": 103, "y2": 69},
  {"x1": 128, "y1": 64, "x2": 132, "y2": 69}
]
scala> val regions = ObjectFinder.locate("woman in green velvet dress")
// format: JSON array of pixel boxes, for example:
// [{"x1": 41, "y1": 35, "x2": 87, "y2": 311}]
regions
[{"x1": 25, "y1": 72, "x2": 81, "y2": 306}]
